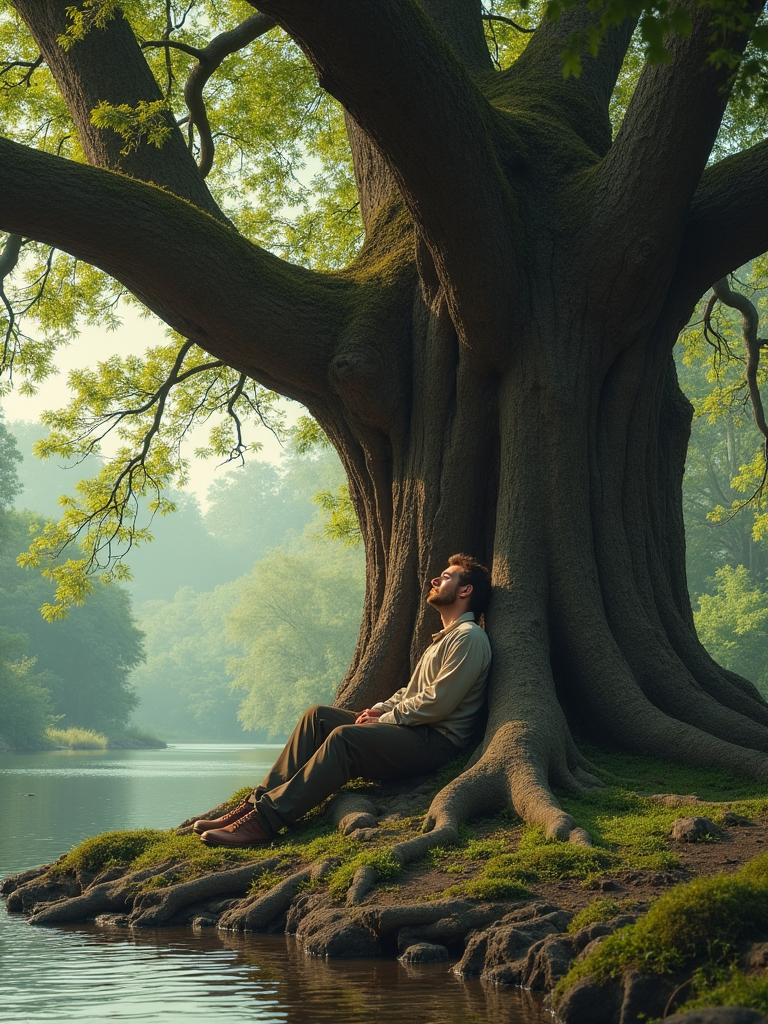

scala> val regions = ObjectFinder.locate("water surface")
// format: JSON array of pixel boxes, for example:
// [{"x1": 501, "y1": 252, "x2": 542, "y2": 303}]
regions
[{"x1": 0, "y1": 745, "x2": 547, "y2": 1023}]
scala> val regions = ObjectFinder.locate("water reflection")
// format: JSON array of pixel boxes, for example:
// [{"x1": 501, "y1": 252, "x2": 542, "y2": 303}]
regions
[
  {"x1": 0, "y1": 918, "x2": 546, "y2": 1023},
  {"x1": 0, "y1": 746, "x2": 547, "y2": 1024}
]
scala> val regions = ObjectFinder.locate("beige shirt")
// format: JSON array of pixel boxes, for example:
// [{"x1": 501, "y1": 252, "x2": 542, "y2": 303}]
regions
[{"x1": 372, "y1": 612, "x2": 492, "y2": 747}]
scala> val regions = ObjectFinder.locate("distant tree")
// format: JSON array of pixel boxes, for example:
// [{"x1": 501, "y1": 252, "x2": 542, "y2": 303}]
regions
[
  {"x1": 0, "y1": 415, "x2": 23, "y2": 515},
  {"x1": 228, "y1": 539, "x2": 364, "y2": 737},
  {"x1": 695, "y1": 565, "x2": 768, "y2": 695},
  {"x1": 130, "y1": 583, "x2": 246, "y2": 741},
  {"x1": 0, "y1": 509, "x2": 145, "y2": 732},
  {"x1": 677, "y1": 262, "x2": 768, "y2": 597},
  {"x1": 0, "y1": 630, "x2": 53, "y2": 749},
  {"x1": 203, "y1": 449, "x2": 342, "y2": 559}
]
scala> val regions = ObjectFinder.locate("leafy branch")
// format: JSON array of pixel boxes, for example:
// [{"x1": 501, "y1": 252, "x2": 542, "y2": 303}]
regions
[
  {"x1": 18, "y1": 340, "x2": 287, "y2": 618},
  {"x1": 141, "y1": 12, "x2": 277, "y2": 177}
]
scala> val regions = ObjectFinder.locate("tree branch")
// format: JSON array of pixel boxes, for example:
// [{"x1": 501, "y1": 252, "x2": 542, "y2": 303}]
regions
[
  {"x1": 675, "y1": 139, "x2": 768, "y2": 301},
  {"x1": 503, "y1": 3, "x2": 636, "y2": 154},
  {"x1": 142, "y1": 12, "x2": 277, "y2": 179},
  {"x1": 482, "y1": 11, "x2": 535, "y2": 33},
  {"x1": 253, "y1": 0, "x2": 519, "y2": 364},
  {"x1": 711, "y1": 277, "x2": 768, "y2": 461},
  {"x1": 592, "y1": 1, "x2": 762, "y2": 291},
  {"x1": 0, "y1": 136, "x2": 352, "y2": 401},
  {"x1": 12, "y1": 0, "x2": 224, "y2": 220}
]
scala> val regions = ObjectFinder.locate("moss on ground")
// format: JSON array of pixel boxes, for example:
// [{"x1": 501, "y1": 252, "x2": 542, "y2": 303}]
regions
[
  {"x1": 553, "y1": 854, "x2": 768, "y2": 1012},
  {"x1": 567, "y1": 898, "x2": 638, "y2": 933},
  {"x1": 47, "y1": 747, "x2": 768, "y2": 937},
  {"x1": 679, "y1": 969, "x2": 768, "y2": 1015}
]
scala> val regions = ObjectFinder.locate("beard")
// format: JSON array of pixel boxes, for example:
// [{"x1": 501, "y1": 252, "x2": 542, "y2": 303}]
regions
[{"x1": 427, "y1": 582, "x2": 459, "y2": 607}]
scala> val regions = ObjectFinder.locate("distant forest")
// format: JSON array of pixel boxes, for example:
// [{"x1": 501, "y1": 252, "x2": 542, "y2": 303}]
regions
[
  {"x1": 1, "y1": 320, "x2": 767, "y2": 749},
  {"x1": 0, "y1": 415, "x2": 363, "y2": 746}
]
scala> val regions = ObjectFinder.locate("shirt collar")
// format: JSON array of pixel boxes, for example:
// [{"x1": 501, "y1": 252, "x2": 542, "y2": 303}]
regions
[{"x1": 431, "y1": 611, "x2": 476, "y2": 643}]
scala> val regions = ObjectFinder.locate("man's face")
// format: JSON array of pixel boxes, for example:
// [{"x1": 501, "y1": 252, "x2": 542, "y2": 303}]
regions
[{"x1": 427, "y1": 565, "x2": 464, "y2": 607}]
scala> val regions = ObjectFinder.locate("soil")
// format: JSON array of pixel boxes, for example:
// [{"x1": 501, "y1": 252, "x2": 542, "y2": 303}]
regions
[{"x1": 353, "y1": 813, "x2": 768, "y2": 916}]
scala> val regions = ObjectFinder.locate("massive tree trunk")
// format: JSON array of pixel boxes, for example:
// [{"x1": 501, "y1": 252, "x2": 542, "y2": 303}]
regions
[{"x1": 2, "y1": 0, "x2": 768, "y2": 844}]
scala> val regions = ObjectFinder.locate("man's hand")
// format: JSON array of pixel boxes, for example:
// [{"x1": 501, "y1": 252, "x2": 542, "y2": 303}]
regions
[{"x1": 354, "y1": 708, "x2": 383, "y2": 725}]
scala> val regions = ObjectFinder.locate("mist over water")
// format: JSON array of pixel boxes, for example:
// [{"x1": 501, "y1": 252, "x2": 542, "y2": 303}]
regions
[{"x1": 1, "y1": 746, "x2": 547, "y2": 1024}]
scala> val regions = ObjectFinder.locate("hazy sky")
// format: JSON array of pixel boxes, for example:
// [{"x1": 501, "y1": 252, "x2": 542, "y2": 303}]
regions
[{"x1": 1, "y1": 302, "x2": 300, "y2": 508}]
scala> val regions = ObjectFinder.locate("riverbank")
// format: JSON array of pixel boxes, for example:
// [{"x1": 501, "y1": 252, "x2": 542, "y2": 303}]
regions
[
  {"x1": 44, "y1": 727, "x2": 166, "y2": 750},
  {"x1": 4, "y1": 747, "x2": 768, "y2": 1023}
]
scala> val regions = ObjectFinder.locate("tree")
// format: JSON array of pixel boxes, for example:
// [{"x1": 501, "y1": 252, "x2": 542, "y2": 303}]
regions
[
  {"x1": 677, "y1": 260, "x2": 768, "y2": 597},
  {"x1": 0, "y1": 509, "x2": 145, "y2": 732},
  {"x1": 1, "y1": 0, "x2": 768, "y2": 845},
  {"x1": 228, "y1": 538, "x2": 365, "y2": 737},
  {"x1": 695, "y1": 564, "x2": 768, "y2": 695}
]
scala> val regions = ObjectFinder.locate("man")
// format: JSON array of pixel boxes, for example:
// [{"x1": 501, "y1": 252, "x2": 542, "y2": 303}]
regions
[{"x1": 194, "y1": 553, "x2": 492, "y2": 847}]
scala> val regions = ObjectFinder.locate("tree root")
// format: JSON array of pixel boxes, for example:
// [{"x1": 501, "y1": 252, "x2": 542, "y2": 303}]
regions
[
  {"x1": 217, "y1": 859, "x2": 335, "y2": 932},
  {"x1": 345, "y1": 865, "x2": 378, "y2": 905},
  {"x1": 324, "y1": 791, "x2": 378, "y2": 834},
  {"x1": 128, "y1": 858, "x2": 281, "y2": 928},
  {"x1": 26, "y1": 861, "x2": 178, "y2": 925}
]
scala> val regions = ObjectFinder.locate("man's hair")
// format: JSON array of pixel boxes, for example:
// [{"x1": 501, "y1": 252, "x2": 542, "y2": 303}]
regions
[{"x1": 448, "y1": 553, "x2": 492, "y2": 617}]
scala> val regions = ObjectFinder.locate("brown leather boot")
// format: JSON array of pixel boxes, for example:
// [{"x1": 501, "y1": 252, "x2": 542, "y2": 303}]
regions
[
  {"x1": 200, "y1": 808, "x2": 273, "y2": 847},
  {"x1": 192, "y1": 799, "x2": 252, "y2": 835}
]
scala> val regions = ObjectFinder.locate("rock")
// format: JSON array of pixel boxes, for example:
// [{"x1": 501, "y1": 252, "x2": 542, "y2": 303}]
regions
[
  {"x1": 94, "y1": 913, "x2": 129, "y2": 927},
  {"x1": 619, "y1": 969, "x2": 681, "y2": 1023},
  {"x1": 518, "y1": 933, "x2": 576, "y2": 991},
  {"x1": 556, "y1": 975, "x2": 624, "y2": 1024},
  {"x1": 664, "y1": 1010, "x2": 768, "y2": 1024},
  {"x1": 399, "y1": 942, "x2": 450, "y2": 964},
  {"x1": 571, "y1": 921, "x2": 614, "y2": 953},
  {"x1": 599, "y1": 879, "x2": 625, "y2": 893},
  {"x1": 578, "y1": 935, "x2": 610, "y2": 960},
  {"x1": 0, "y1": 864, "x2": 53, "y2": 896},
  {"x1": 294, "y1": 893, "x2": 382, "y2": 958},
  {"x1": 741, "y1": 940, "x2": 768, "y2": 974},
  {"x1": 6, "y1": 872, "x2": 80, "y2": 913},
  {"x1": 455, "y1": 909, "x2": 573, "y2": 979},
  {"x1": 722, "y1": 812, "x2": 752, "y2": 826},
  {"x1": 191, "y1": 915, "x2": 218, "y2": 929},
  {"x1": 362, "y1": 898, "x2": 528, "y2": 942},
  {"x1": 671, "y1": 817, "x2": 721, "y2": 842}
]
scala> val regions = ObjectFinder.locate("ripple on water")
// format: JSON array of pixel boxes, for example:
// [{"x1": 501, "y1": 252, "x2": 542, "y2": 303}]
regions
[{"x1": 0, "y1": 915, "x2": 547, "y2": 1024}]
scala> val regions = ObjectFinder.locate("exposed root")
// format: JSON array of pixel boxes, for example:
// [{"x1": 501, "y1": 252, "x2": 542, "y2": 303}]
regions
[
  {"x1": 27, "y1": 862, "x2": 177, "y2": 925},
  {"x1": 129, "y1": 858, "x2": 280, "y2": 928},
  {"x1": 345, "y1": 864, "x2": 378, "y2": 905},
  {"x1": 217, "y1": 859, "x2": 334, "y2": 932},
  {"x1": 421, "y1": 713, "x2": 594, "y2": 849},
  {"x1": 324, "y1": 792, "x2": 377, "y2": 834}
]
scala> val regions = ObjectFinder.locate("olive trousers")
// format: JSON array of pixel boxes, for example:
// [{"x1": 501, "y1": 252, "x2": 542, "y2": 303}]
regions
[{"x1": 249, "y1": 704, "x2": 459, "y2": 836}]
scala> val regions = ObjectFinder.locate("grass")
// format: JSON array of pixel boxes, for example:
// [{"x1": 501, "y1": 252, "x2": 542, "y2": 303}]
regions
[
  {"x1": 45, "y1": 726, "x2": 167, "y2": 750},
  {"x1": 553, "y1": 853, "x2": 768, "y2": 1010},
  {"x1": 46, "y1": 727, "x2": 108, "y2": 750},
  {"x1": 567, "y1": 898, "x2": 637, "y2": 933}
]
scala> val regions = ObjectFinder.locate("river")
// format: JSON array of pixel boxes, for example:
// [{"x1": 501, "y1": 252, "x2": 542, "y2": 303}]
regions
[{"x1": 0, "y1": 744, "x2": 547, "y2": 1023}]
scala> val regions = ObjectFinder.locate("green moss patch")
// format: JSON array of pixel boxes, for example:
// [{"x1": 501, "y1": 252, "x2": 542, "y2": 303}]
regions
[
  {"x1": 54, "y1": 830, "x2": 169, "y2": 875},
  {"x1": 327, "y1": 848, "x2": 402, "y2": 900},
  {"x1": 680, "y1": 968, "x2": 768, "y2": 1015},
  {"x1": 555, "y1": 854, "x2": 768, "y2": 1006},
  {"x1": 567, "y1": 898, "x2": 636, "y2": 933}
]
